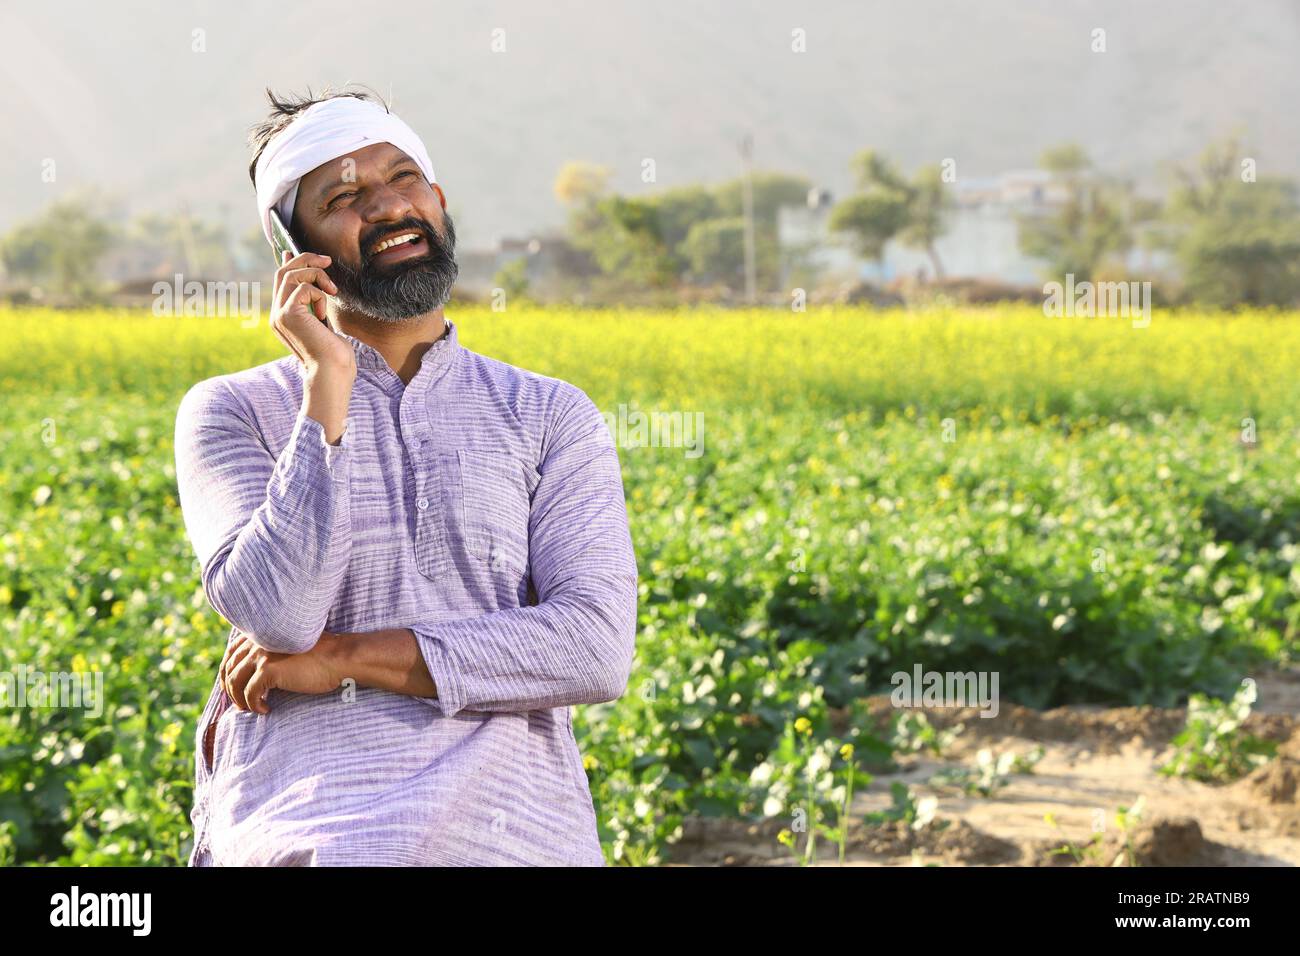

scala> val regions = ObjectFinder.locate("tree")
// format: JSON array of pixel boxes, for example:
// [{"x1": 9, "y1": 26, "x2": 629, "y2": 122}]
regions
[
  {"x1": 680, "y1": 217, "x2": 745, "y2": 284},
  {"x1": 492, "y1": 258, "x2": 532, "y2": 305},
  {"x1": 712, "y1": 172, "x2": 812, "y2": 230},
  {"x1": 555, "y1": 162, "x2": 677, "y2": 288},
  {"x1": 0, "y1": 192, "x2": 115, "y2": 299},
  {"x1": 1016, "y1": 144, "x2": 1135, "y2": 281},
  {"x1": 1163, "y1": 138, "x2": 1300, "y2": 307},
  {"x1": 701, "y1": 173, "x2": 807, "y2": 290},
  {"x1": 828, "y1": 151, "x2": 911, "y2": 269},
  {"x1": 125, "y1": 210, "x2": 234, "y2": 278},
  {"x1": 554, "y1": 161, "x2": 615, "y2": 241},
  {"x1": 679, "y1": 217, "x2": 778, "y2": 286},
  {"x1": 898, "y1": 165, "x2": 954, "y2": 279},
  {"x1": 556, "y1": 163, "x2": 805, "y2": 292},
  {"x1": 828, "y1": 190, "x2": 910, "y2": 265},
  {"x1": 829, "y1": 150, "x2": 952, "y2": 276},
  {"x1": 576, "y1": 195, "x2": 678, "y2": 289},
  {"x1": 553, "y1": 161, "x2": 612, "y2": 207},
  {"x1": 645, "y1": 185, "x2": 720, "y2": 268}
]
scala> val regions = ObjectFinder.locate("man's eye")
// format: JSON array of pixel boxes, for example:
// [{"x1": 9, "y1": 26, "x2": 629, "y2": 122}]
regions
[
  {"x1": 328, "y1": 191, "x2": 358, "y2": 208},
  {"x1": 392, "y1": 170, "x2": 418, "y2": 182}
]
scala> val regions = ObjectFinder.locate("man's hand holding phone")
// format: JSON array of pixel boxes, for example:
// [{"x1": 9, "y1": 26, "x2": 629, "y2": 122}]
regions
[
  {"x1": 271, "y1": 250, "x2": 355, "y2": 444},
  {"x1": 271, "y1": 250, "x2": 351, "y2": 371}
]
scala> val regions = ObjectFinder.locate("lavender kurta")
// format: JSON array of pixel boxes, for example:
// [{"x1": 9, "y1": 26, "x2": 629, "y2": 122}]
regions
[{"x1": 173, "y1": 319, "x2": 638, "y2": 866}]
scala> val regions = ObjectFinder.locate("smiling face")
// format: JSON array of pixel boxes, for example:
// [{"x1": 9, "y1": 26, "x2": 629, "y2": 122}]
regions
[{"x1": 291, "y1": 141, "x2": 458, "y2": 321}]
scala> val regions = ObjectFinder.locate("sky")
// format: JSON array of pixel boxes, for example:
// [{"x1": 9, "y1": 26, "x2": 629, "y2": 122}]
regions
[{"x1": 2, "y1": 0, "x2": 1298, "y2": 251}]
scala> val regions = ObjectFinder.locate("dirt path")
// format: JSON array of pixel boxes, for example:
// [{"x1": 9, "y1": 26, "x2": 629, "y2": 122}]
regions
[{"x1": 668, "y1": 668, "x2": 1300, "y2": 866}]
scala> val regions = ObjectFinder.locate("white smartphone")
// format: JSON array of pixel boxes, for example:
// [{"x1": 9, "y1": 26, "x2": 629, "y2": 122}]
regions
[
  {"x1": 268, "y1": 207, "x2": 333, "y2": 324},
  {"x1": 268, "y1": 208, "x2": 302, "y2": 263}
]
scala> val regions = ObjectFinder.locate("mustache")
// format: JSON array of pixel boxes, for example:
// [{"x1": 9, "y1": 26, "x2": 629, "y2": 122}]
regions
[
  {"x1": 357, "y1": 215, "x2": 452, "y2": 267},
  {"x1": 323, "y1": 208, "x2": 459, "y2": 321}
]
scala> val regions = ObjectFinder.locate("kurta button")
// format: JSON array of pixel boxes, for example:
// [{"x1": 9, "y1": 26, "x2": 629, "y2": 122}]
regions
[{"x1": 417, "y1": 497, "x2": 429, "y2": 510}]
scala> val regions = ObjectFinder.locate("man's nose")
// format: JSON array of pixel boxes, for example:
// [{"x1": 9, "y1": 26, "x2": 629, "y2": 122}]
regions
[{"x1": 360, "y1": 182, "x2": 415, "y2": 224}]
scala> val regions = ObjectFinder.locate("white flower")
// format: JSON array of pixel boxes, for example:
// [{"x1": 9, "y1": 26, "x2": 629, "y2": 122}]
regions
[{"x1": 806, "y1": 748, "x2": 832, "y2": 776}]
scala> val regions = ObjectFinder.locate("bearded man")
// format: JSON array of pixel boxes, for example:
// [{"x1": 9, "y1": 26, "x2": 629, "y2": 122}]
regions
[{"x1": 173, "y1": 88, "x2": 638, "y2": 866}]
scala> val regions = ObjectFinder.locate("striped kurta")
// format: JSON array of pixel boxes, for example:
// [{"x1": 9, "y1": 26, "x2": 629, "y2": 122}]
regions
[{"x1": 173, "y1": 319, "x2": 638, "y2": 866}]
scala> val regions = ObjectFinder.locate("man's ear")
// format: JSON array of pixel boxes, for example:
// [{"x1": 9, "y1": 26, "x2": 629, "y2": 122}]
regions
[{"x1": 432, "y1": 182, "x2": 447, "y2": 210}]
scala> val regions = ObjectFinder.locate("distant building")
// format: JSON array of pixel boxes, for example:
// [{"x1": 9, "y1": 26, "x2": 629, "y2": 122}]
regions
[
  {"x1": 454, "y1": 233, "x2": 598, "y2": 299},
  {"x1": 776, "y1": 187, "x2": 862, "y2": 289},
  {"x1": 883, "y1": 170, "x2": 1067, "y2": 284},
  {"x1": 777, "y1": 170, "x2": 1165, "y2": 289}
]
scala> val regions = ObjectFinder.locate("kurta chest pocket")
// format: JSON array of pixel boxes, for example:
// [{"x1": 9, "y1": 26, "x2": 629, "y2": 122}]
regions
[
  {"x1": 412, "y1": 451, "x2": 461, "y2": 581},
  {"x1": 454, "y1": 448, "x2": 538, "y2": 574}
]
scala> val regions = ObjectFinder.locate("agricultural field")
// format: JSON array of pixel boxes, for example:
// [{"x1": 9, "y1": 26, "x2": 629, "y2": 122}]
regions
[{"x1": 2, "y1": 305, "x2": 1299, "y2": 865}]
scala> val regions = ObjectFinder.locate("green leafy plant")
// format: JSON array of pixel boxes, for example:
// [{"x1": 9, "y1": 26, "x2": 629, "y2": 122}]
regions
[
  {"x1": 1159, "y1": 680, "x2": 1277, "y2": 783},
  {"x1": 890, "y1": 711, "x2": 964, "y2": 757},
  {"x1": 864, "y1": 781, "x2": 944, "y2": 831},
  {"x1": 1046, "y1": 797, "x2": 1146, "y2": 867},
  {"x1": 767, "y1": 717, "x2": 873, "y2": 866},
  {"x1": 1112, "y1": 797, "x2": 1146, "y2": 867},
  {"x1": 928, "y1": 745, "x2": 1044, "y2": 797},
  {"x1": 1044, "y1": 811, "x2": 1105, "y2": 865},
  {"x1": 0, "y1": 820, "x2": 17, "y2": 866}
]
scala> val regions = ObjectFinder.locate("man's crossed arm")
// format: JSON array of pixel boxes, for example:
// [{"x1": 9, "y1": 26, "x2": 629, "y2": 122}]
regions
[
  {"x1": 219, "y1": 626, "x2": 434, "y2": 715},
  {"x1": 176, "y1": 376, "x2": 638, "y2": 719}
]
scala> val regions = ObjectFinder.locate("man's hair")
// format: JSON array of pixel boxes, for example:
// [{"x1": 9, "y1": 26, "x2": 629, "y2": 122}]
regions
[{"x1": 246, "y1": 86, "x2": 390, "y2": 188}]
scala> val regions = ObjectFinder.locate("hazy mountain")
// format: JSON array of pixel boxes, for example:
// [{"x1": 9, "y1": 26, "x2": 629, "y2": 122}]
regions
[{"x1": 2, "y1": 0, "x2": 1297, "y2": 251}]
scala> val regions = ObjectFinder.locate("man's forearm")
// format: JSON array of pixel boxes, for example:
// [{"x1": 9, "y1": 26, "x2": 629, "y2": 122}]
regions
[
  {"x1": 323, "y1": 628, "x2": 438, "y2": 699},
  {"x1": 302, "y1": 363, "x2": 353, "y2": 445},
  {"x1": 175, "y1": 378, "x2": 354, "y2": 656}
]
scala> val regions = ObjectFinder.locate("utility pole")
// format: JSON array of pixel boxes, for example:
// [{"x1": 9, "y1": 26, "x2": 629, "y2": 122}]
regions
[{"x1": 739, "y1": 133, "x2": 757, "y2": 305}]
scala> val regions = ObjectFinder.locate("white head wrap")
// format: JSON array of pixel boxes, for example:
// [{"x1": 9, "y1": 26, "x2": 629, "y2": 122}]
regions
[{"x1": 253, "y1": 96, "x2": 437, "y2": 247}]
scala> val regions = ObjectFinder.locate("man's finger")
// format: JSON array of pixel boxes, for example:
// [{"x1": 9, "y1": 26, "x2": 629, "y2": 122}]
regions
[
  {"x1": 274, "y1": 274, "x2": 330, "y2": 316},
  {"x1": 218, "y1": 637, "x2": 236, "y2": 684},
  {"x1": 244, "y1": 662, "x2": 275, "y2": 715},
  {"x1": 278, "y1": 251, "x2": 331, "y2": 273},
  {"x1": 227, "y1": 651, "x2": 261, "y2": 711},
  {"x1": 288, "y1": 281, "x2": 327, "y2": 314},
  {"x1": 218, "y1": 637, "x2": 240, "y2": 698},
  {"x1": 277, "y1": 266, "x2": 339, "y2": 297},
  {"x1": 273, "y1": 252, "x2": 332, "y2": 287},
  {"x1": 222, "y1": 638, "x2": 255, "y2": 702},
  {"x1": 288, "y1": 281, "x2": 331, "y2": 323}
]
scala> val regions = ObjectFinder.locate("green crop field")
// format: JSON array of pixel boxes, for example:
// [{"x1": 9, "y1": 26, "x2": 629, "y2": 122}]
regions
[{"x1": 2, "y1": 305, "x2": 1298, "y2": 865}]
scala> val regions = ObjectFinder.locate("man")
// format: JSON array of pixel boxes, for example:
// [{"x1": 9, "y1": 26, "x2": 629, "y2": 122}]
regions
[{"x1": 173, "y1": 88, "x2": 638, "y2": 866}]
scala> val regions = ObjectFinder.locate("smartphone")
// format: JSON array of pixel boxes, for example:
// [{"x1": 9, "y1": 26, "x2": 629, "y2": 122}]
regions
[
  {"x1": 268, "y1": 207, "x2": 301, "y2": 263},
  {"x1": 269, "y1": 207, "x2": 332, "y2": 324}
]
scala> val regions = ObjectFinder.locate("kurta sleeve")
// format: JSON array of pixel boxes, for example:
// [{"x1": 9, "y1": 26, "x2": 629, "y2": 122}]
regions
[
  {"x1": 410, "y1": 385, "x2": 639, "y2": 716},
  {"x1": 173, "y1": 376, "x2": 354, "y2": 654}
]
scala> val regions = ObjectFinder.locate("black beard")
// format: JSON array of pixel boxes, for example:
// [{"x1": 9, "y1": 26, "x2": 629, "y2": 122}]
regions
[{"x1": 326, "y1": 212, "x2": 459, "y2": 321}]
